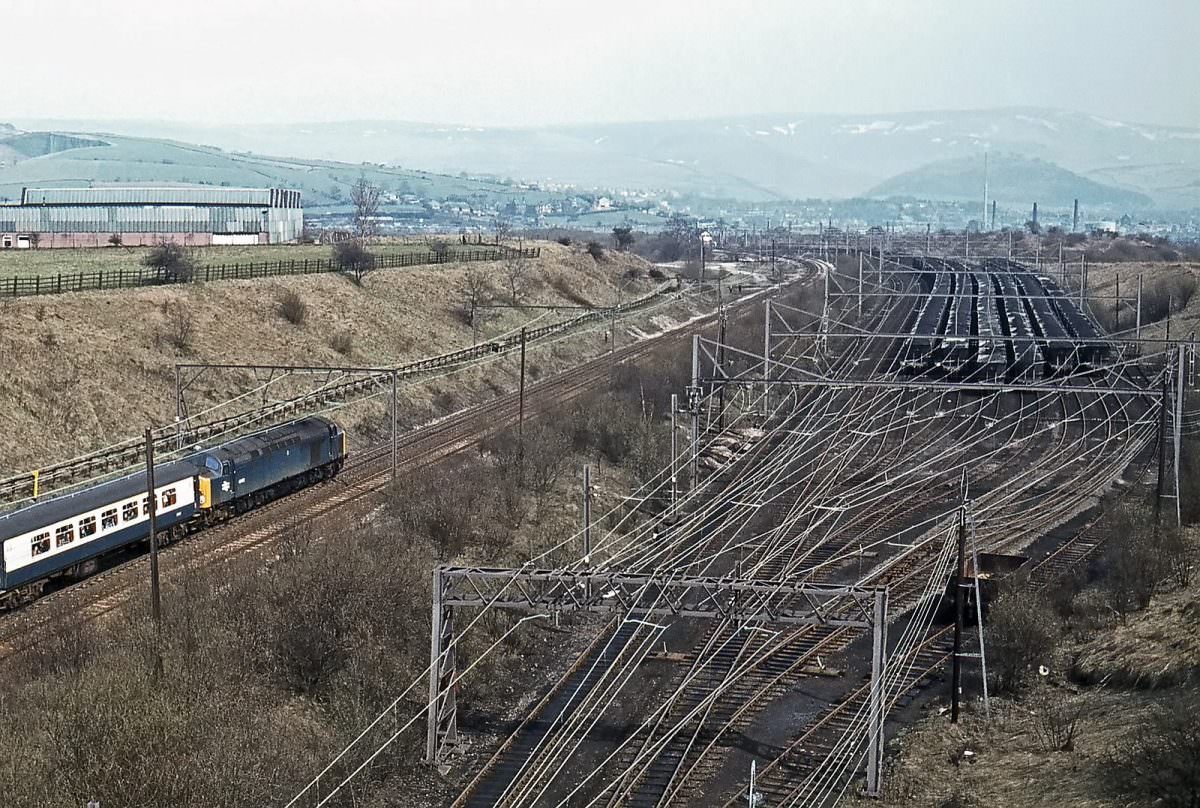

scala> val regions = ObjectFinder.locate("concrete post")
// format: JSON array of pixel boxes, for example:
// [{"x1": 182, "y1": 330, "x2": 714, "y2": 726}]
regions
[{"x1": 865, "y1": 588, "x2": 888, "y2": 797}]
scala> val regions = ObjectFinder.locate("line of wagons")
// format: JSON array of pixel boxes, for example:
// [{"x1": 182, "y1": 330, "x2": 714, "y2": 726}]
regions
[
  {"x1": 900, "y1": 257, "x2": 1111, "y2": 380},
  {"x1": 0, "y1": 416, "x2": 347, "y2": 609}
]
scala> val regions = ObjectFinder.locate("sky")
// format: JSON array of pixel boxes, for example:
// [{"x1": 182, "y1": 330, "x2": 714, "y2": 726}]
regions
[{"x1": 8, "y1": 0, "x2": 1200, "y2": 128}]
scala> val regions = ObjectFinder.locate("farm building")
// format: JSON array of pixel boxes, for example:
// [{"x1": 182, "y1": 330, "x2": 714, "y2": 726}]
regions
[{"x1": 0, "y1": 186, "x2": 303, "y2": 248}]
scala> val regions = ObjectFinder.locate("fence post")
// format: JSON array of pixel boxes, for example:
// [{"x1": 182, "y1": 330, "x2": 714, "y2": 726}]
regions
[{"x1": 57, "y1": 273, "x2": 61, "y2": 294}]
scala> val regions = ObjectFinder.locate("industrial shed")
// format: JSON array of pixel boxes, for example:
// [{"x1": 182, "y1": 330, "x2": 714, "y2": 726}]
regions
[{"x1": 0, "y1": 186, "x2": 303, "y2": 248}]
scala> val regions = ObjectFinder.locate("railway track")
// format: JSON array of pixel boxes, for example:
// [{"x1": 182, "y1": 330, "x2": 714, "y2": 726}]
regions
[
  {"x1": 0, "y1": 275, "x2": 807, "y2": 667},
  {"x1": 451, "y1": 257, "x2": 1160, "y2": 808}
]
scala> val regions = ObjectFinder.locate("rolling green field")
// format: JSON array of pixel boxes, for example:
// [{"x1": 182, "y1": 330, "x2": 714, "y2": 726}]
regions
[{"x1": 0, "y1": 243, "x2": 443, "y2": 279}]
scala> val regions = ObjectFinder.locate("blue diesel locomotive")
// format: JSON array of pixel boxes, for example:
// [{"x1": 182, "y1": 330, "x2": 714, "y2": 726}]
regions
[{"x1": 0, "y1": 416, "x2": 346, "y2": 609}]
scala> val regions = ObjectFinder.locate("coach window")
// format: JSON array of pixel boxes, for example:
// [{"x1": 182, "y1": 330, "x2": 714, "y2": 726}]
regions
[
  {"x1": 30, "y1": 532, "x2": 50, "y2": 556},
  {"x1": 122, "y1": 501, "x2": 138, "y2": 522},
  {"x1": 142, "y1": 496, "x2": 151, "y2": 516},
  {"x1": 55, "y1": 524, "x2": 75, "y2": 548},
  {"x1": 102, "y1": 509, "x2": 119, "y2": 530},
  {"x1": 79, "y1": 516, "x2": 97, "y2": 539},
  {"x1": 162, "y1": 488, "x2": 177, "y2": 509}
]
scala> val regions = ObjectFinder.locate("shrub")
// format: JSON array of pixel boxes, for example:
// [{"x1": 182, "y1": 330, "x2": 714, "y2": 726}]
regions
[
  {"x1": 1103, "y1": 503, "x2": 1166, "y2": 617},
  {"x1": 648, "y1": 266, "x2": 667, "y2": 280},
  {"x1": 157, "y1": 301, "x2": 196, "y2": 353},
  {"x1": 985, "y1": 582, "x2": 1060, "y2": 693},
  {"x1": 277, "y1": 290, "x2": 307, "y2": 325},
  {"x1": 556, "y1": 236, "x2": 572, "y2": 246},
  {"x1": 586, "y1": 241, "x2": 605, "y2": 260},
  {"x1": 612, "y1": 226, "x2": 635, "y2": 251},
  {"x1": 431, "y1": 238, "x2": 451, "y2": 258},
  {"x1": 328, "y1": 330, "x2": 354, "y2": 356},
  {"x1": 1105, "y1": 687, "x2": 1200, "y2": 807},
  {"x1": 1029, "y1": 684, "x2": 1086, "y2": 752},
  {"x1": 332, "y1": 239, "x2": 374, "y2": 283},
  {"x1": 143, "y1": 242, "x2": 196, "y2": 283},
  {"x1": 107, "y1": 233, "x2": 123, "y2": 247},
  {"x1": 1140, "y1": 274, "x2": 1198, "y2": 324}
]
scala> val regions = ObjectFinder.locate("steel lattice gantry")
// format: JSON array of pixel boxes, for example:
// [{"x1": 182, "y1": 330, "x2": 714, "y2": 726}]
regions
[{"x1": 428, "y1": 566, "x2": 891, "y2": 795}]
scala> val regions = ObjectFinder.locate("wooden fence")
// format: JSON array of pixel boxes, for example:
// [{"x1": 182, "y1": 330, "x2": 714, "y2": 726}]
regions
[{"x1": 0, "y1": 246, "x2": 541, "y2": 298}]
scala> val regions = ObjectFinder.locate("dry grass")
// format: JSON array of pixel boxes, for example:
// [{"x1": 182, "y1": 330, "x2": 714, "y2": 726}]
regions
[
  {"x1": 1076, "y1": 261, "x2": 1200, "y2": 338},
  {"x1": 1073, "y1": 571, "x2": 1200, "y2": 689},
  {"x1": 843, "y1": 691, "x2": 1157, "y2": 808},
  {"x1": 843, "y1": 552, "x2": 1200, "y2": 808},
  {"x1": 0, "y1": 241, "x2": 703, "y2": 476}
]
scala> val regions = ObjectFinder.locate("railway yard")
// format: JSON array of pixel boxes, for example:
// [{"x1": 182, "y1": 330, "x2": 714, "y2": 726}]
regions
[
  {"x1": 439, "y1": 251, "x2": 1170, "y2": 807},
  {"x1": 0, "y1": 239, "x2": 1196, "y2": 808}
]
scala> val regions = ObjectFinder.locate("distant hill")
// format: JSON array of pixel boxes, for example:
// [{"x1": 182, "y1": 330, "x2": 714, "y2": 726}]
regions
[
  {"x1": 869, "y1": 153, "x2": 1153, "y2": 210},
  {"x1": 19, "y1": 107, "x2": 1199, "y2": 209},
  {"x1": 0, "y1": 126, "x2": 554, "y2": 209}
]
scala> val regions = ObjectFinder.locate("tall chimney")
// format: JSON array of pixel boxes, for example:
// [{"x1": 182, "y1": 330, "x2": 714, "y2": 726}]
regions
[
  {"x1": 991, "y1": 200, "x2": 997, "y2": 230},
  {"x1": 1072, "y1": 199, "x2": 1079, "y2": 233},
  {"x1": 1032, "y1": 202, "x2": 1039, "y2": 228},
  {"x1": 982, "y1": 152, "x2": 989, "y2": 231}
]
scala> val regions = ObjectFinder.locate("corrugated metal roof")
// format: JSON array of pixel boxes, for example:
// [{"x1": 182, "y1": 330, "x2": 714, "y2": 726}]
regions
[{"x1": 21, "y1": 187, "x2": 276, "y2": 207}]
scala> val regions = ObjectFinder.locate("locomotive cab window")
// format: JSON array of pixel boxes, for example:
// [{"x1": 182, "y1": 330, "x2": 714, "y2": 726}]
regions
[
  {"x1": 102, "y1": 509, "x2": 118, "y2": 530},
  {"x1": 30, "y1": 532, "x2": 50, "y2": 556},
  {"x1": 55, "y1": 524, "x2": 75, "y2": 548},
  {"x1": 79, "y1": 516, "x2": 97, "y2": 538},
  {"x1": 122, "y1": 502, "x2": 138, "y2": 522},
  {"x1": 161, "y1": 488, "x2": 177, "y2": 508}
]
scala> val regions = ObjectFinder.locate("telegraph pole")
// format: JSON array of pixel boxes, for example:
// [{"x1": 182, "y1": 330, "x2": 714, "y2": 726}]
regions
[
  {"x1": 144, "y1": 428, "x2": 163, "y2": 677},
  {"x1": 857, "y1": 251, "x2": 864, "y2": 318},
  {"x1": 716, "y1": 308, "x2": 728, "y2": 430},
  {"x1": 174, "y1": 365, "x2": 184, "y2": 450},
  {"x1": 518, "y1": 327, "x2": 527, "y2": 475},
  {"x1": 391, "y1": 370, "x2": 398, "y2": 482},
  {"x1": 951, "y1": 476, "x2": 968, "y2": 724},
  {"x1": 1175, "y1": 344, "x2": 1185, "y2": 528},
  {"x1": 1157, "y1": 369, "x2": 1168, "y2": 516},
  {"x1": 669, "y1": 394, "x2": 679, "y2": 515},
  {"x1": 1136, "y1": 274, "x2": 1143, "y2": 342},
  {"x1": 763, "y1": 300, "x2": 772, "y2": 416},
  {"x1": 690, "y1": 334, "x2": 701, "y2": 485},
  {"x1": 583, "y1": 464, "x2": 592, "y2": 598},
  {"x1": 1114, "y1": 274, "x2": 1120, "y2": 332}
]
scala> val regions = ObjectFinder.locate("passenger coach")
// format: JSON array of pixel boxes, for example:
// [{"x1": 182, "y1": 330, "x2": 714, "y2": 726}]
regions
[{"x1": 0, "y1": 416, "x2": 346, "y2": 608}]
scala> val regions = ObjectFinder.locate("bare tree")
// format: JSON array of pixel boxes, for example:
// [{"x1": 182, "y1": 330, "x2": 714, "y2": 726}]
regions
[
  {"x1": 459, "y1": 267, "x2": 491, "y2": 326},
  {"x1": 502, "y1": 256, "x2": 531, "y2": 305},
  {"x1": 350, "y1": 177, "x2": 381, "y2": 240},
  {"x1": 493, "y1": 216, "x2": 512, "y2": 245}
]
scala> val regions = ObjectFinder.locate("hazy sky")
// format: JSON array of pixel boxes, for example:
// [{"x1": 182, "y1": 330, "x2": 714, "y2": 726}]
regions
[{"x1": 9, "y1": 0, "x2": 1199, "y2": 128}]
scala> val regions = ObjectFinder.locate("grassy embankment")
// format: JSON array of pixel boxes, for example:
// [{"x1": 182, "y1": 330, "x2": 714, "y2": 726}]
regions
[{"x1": 0, "y1": 241, "x2": 696, "y2": 477}]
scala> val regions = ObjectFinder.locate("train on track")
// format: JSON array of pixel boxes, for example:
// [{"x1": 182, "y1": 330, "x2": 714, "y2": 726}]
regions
[{"x1": 0, "y1": 416, "x2": 347, "y2": 610}]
